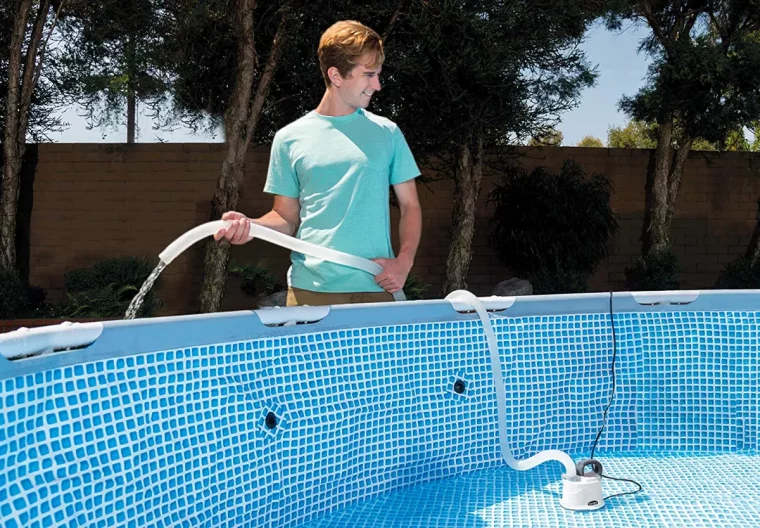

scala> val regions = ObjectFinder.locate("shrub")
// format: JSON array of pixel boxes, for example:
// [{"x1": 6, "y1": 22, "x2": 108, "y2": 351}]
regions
[
  {"x1": 488, "y1": 160, "x2": 619, "y2": 294},
  {"x1": 716, "y1": 255, "x2": 760, "y2": 289},
  {"x1": 624, "y1": 249, "x2": 681, "y2": 291},
  {"x1": 229, "y1": 262, "x2": 283, "y2": 298},
  {"x1": 528, "y1": 268, "x2": 589, "y2": 295},
  {"x1": 403, "y1": 274, "x2": 430, "y2": 300},
  {"x1": 59, "y1": 256, "x2": 161, "y2": 318},
  {"x1": 0, "y1": 268, "x2": 50, "y2": 319}
]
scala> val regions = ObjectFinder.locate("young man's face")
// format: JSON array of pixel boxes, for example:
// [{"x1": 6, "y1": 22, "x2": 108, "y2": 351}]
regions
[{"x1": 334, "y1": 56, "x2": 382, "y2": 110}]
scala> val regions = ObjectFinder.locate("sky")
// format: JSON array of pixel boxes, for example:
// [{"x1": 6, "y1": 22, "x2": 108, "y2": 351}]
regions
[{"x1": 47, "y1": 21, "x2": 653, "y2": 147}]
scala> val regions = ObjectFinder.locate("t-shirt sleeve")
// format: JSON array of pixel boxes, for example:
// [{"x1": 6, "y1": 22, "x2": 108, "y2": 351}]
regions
[
  {"x1": 389, "y1": 127, "x2": 421, "y2": 185},
  {"x1": 263, "y1": 132, "x2": 300, "y2": 198}
]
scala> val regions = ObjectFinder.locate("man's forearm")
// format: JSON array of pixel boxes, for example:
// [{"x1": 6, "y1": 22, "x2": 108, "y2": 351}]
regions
[
  {"x1": 397, "y1": 203, "x2": 422, "y2": 268},
  {"x1": 253, "y1": 209, "x2": 298, "y2": 236}
]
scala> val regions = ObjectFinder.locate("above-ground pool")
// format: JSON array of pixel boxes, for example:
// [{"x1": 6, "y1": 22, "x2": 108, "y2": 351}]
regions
[{"x1": 1, "y1": 290, "x2": 759, "y2": 527}]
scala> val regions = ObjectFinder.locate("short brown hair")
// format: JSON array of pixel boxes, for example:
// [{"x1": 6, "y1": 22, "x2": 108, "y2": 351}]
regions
[{"x1": 318, "y1": 21, "x2": 384, "y2": 86}]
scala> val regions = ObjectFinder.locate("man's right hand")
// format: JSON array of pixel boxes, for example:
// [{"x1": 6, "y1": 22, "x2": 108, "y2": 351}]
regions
[{"x1": 214, "y1": 211, "x2": 253, "y2": 245}]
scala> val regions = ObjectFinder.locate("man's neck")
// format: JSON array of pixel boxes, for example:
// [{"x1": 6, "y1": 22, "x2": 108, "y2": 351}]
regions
[{"x1": 315, "y1": 89, "x2": 357, "y2": 117}]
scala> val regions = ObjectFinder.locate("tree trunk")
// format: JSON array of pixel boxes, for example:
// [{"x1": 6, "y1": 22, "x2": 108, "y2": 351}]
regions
[
  {"x1": 198, "y1": 6, "x2": 289, "y2": 313},
  {"x1": 747, "y1": 199, "x2": 760, "y2": 266},
  {"x1": 441, "y1": 135, "x2": 483, "y2": 295},
  {"x1": 1, "y1": 0, "x2": 52, "y2": 273},
  {"x1": 126, "y1": 34, "x2": 136, "y2": 143},
  {"x1": 646, "y1": 119, "x2": 673, "y2": 255},
  {"x1": 643, "y1": 118, "x2": 693, "y2": 256}
]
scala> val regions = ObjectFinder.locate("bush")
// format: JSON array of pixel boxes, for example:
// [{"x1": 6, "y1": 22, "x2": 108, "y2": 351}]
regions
[
  {"x1": 716, "y1": 256, "x2": 760, "y2": 289},
  {"x1": 624, "y1": 249, "x2": 681, "y2": 291},
  {"x1": 0, "y1": 268, "x2": 50, "y2": 319},
  {"x1": 529, "y1": 268, "x2": 589, "y2": 295},
  {"x1": 403, "y1": 274, "x2": 430, "y2": 300},
  {"x1": 229, "y1": 262, "x2": 283, "y2": 298},
  {"x1": 59, "y1": 256, "x2": 161, "y2": 318},
  {"x1": 488, "y1": 160, "x2": 619, "y2": 294}
]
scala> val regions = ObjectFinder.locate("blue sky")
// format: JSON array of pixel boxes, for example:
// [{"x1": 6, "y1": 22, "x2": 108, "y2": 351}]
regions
[
  {"x1": 560, "y1": 21, "x2": 652, "y2": 146},
  {"x1": 49, "y1": 22, "x2": 653, "y2": 146}
]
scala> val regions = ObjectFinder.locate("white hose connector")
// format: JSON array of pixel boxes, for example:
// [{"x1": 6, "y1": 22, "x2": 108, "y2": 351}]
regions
[
  {"x1": 158, "y1": 220, "x2": 406, "y2": 301},
  {"x1": 445, "y1": 290, "x2": 577, "y2": 477}
]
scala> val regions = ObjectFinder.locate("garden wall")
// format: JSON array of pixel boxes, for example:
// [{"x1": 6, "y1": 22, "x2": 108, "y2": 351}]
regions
[{"x1": 18, "y1": 143, "x2": 760, "y2": 315}]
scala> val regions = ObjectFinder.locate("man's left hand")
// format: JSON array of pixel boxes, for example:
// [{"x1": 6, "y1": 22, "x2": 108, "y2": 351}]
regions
[{"x1": 371, "y1": 257, "x2": 412, "y2": 294}]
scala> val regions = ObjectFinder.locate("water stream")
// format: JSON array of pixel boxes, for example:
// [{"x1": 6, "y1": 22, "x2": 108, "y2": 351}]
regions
[{"x1": 124, "y1": 261, "x2": 167, "y2": 320}]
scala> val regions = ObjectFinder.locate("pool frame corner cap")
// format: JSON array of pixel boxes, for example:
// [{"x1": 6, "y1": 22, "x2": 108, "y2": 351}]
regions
[
  {"x1": 253, "y1": 305, "x2": 331, "y2": 326},
  {"x1": 629, "y1": 290, "x2": 701, "y2": 306},
  {"x1": 0, "y1": 321, "x2": 104, "y2": 360},
  {"x1": 447, "y1": 295, "x2": 516, "y2": 313}
]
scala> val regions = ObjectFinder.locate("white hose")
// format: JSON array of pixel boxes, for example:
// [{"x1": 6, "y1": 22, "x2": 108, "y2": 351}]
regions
[
  {"x1": 158, "y1": 220, "x2": 406, "y2": 302},
  {"x1": 445, "y1": 290, "x2": 577, "y2": 478}
]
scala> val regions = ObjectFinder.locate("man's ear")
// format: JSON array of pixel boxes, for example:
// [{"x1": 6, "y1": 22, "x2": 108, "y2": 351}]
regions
[{"x1": 327, "y1": 66, "x2": 343, "y2": 87}]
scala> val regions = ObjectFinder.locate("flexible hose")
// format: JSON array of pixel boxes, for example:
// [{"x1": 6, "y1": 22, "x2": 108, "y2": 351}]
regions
[
  {"x1": 158, "y1": 220, "x2": 406, "y2": 301},
  {"x1": 445, "y1": 289, "x2": 577, "y2": 478}
]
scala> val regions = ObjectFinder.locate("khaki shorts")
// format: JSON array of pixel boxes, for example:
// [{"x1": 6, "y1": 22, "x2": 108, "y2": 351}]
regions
[{"x1": 286, "y1": 286, "x2": 394, "y2": 306}]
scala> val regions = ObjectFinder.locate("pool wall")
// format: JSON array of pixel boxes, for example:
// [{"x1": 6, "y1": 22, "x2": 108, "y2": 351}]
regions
[{"x1": 1, "y1": 290, "x2": 758, "y2": 527}]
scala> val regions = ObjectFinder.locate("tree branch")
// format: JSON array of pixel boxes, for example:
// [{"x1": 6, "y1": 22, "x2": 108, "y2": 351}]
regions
[
  {"x1": 223, "y1": 0, "x2": 256, "y2": 143},
  {"x1": 19, "y1": 1, "x2": 52, "y2": 116},
  {"x1": 383, "y1": 0, "x2": 406, "y2": 42},
  {"x1": 245, "y1": 11, "x2": 290, "y2": 140},
  {"x1": 681, "y1": 11, "x2": 698, "y2": 39},
  {"x1": 31, "y1": 0, "x2": 65, "y2": 90},
  {"x1": 3, "y1": 0, "x2": 32, "y2": 154},
  {"x1": 638, "y1": 0, "x2": 671, "y2": 48}
]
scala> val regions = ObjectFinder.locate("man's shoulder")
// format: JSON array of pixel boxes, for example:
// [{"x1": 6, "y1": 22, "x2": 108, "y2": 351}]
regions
[
  {"x1": 274, "y1": 112, "x2": 321, "y2": 141},
  {"x1": 361, "y1": 110, "x2": 400, "y2": 133}
]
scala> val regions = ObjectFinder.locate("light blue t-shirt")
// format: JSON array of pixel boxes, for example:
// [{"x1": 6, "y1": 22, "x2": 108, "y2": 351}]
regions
[{"x1": 263, "y1": 108, "x2": 420, "y2": 293}]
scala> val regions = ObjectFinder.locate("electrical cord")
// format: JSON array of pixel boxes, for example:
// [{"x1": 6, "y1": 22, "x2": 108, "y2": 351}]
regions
[{"x1": 588, "y1": 292, "x2": 643, "y2": 502}]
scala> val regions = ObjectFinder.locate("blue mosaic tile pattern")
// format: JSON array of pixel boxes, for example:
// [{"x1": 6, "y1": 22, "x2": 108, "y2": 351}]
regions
[
  {"x1": 0, "y1": 307, "x2": 758, "y2": 527},
  {"x1": 296, "y1": 451, "x2": 760, "y2": 528}
]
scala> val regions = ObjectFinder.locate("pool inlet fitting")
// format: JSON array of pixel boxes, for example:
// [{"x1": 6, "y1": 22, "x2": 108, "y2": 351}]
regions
[
  {"x1": 445, "y1": 290, "x2": 605, "y2": 511},
  {"x1": 158, "y1": 220, "x2": 406, "y2": 301}
]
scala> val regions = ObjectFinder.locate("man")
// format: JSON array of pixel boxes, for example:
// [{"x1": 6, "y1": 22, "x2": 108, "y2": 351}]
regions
[{"x1": 215, "y1": 20, "x2": 422, "y2": 307}]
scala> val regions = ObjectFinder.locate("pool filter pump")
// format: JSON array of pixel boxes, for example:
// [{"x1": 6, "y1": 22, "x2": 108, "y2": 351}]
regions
[{"x1": 561, "y1": 459, "x2": 605, "y2": 511}]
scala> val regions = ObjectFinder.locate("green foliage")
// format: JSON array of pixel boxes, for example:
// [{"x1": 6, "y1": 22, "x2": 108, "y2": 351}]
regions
[
  {"x1": 528, "y1": 268, "x2": 589, "y2": 295},
  {"x1": 59, "y1": 256, "x2": 160, "y2": 317},
  {"x1": 609, "y1": 119, "x2": 757, "y2": 151},
  {"x1": 0, "y1": 1, "x2": 65, "y2": 140},
  {"x1": 529, "y1": 129, "x2": 564, "y2": 147},
  {"x1": 716, "y1": 256, "x2": 760, "y2": 289},
  {"x1": 577, "y1": 135, "x2": 604, "y2": 148},
  {"x1": 625, "y1": 249, "x2": 681, "y2": 291},
  {"x1": 0, "y1": 269, "x2": 49, "y2": 319},
  {"x1": 487, "y1": 160, "x2": 619, "y2": 293},
  {"x1": 403, "y1": 275, "x2": 430, "y2": 300},
  {"x1": 611, "y1": 3, "x2": 760, "y2": 147},
  {"x1": 691, "y1": 128, "x2": 754, "y2": 152},
  {"x1": 607, "y1": 120, "x2": 657, "y2": 148},
  {"x1": 229, "y1": 262, "x2": 282, "y2": 298},
  {"x1": 60, "y1": 284, "x2": 142, "y2": 318},
  {"x1": 372, "y1": 1, "x2": 604, "y2": 160},
  {"x1": 161, "y1": 0, "x2": 238, "y2": 134},
  {"x1": 162, "y1": 0, "x2": 325, "y2": 139},
  {"x1": 51, "y1": 0, "x2": 172, "y2": 137},
  {"x1": 163, "y1": 0, "x2": 605, "y2": 150}
]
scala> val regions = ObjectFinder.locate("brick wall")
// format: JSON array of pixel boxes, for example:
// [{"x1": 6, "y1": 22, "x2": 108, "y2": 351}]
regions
[{"x1": 23, "y1": 143, "x2": 760, "y2": 316}]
